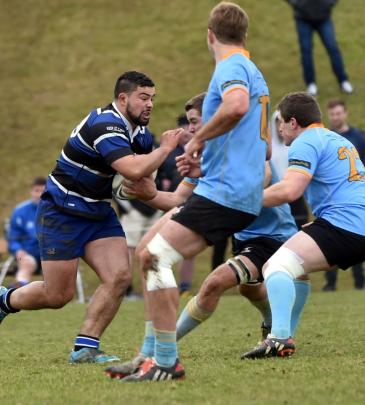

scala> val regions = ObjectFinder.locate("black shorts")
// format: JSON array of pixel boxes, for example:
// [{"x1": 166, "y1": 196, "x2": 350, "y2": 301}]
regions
[
  {"x1": 232, "y1": 236, "x2": 283, "y2": 282},
  {"x1": 171, "y1": 194, "x2": 256, "y2": 246},
  {"x1": 302, "y1": 218, "x2": 365, "y2": 270}
]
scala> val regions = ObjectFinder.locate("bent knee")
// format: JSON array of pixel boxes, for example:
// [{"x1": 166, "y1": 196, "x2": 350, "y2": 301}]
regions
[
  {"x1": 47, "y1": 291, "x2": 74, "y2": 308},
  {"x1": 200, "y1": 274, "x2": 223, "y2": 298}
]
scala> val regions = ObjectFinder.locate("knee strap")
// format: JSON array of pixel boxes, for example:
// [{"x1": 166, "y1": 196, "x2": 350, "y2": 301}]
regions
[
  {"x1": 146, "y1": 233, "x2": 183, "y2": 291},
  {"x1": 264, "y1": 247, "x2": 305, "y2": 280},
  {"x1": 227, "y1": 255, "x2": 251, "y2": 285}
]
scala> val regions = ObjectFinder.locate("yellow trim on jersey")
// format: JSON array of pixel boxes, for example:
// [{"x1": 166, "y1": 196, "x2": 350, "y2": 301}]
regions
[
  {"x1": 306, "y1": 123, "x2": 325, "y2": 129},
  {"x1": 221, "y1": 48, "x2": 250, "y2": 60},
  {"x1": 181, "y1": 180, "x2": 197, "y2": 189},
  {"x1": 222, "y1": 85, "x2": 249, "y2": 97},
  {"x1": 287, "y1": 167, "x2": 313, "y2": 178}
]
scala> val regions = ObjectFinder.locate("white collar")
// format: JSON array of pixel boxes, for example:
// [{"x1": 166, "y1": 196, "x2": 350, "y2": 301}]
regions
[{"x1": 112, "y1": 101, "x2": 144, "y2": 141}]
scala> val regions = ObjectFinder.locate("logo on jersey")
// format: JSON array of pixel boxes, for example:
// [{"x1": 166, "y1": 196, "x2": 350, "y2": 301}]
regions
[
  {"x1": 241, "y1": 247, "x2": 252, "y2": 254},
  {"x1": 288, "y1": 159, "x2": 311, "y2": 169}
]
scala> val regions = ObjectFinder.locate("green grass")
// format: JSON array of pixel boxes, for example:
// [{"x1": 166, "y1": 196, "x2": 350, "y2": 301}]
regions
[
  {"x1": 1, "y1": 283, "x2": 365, "y2": 405},
  {"x1": 0, "y1": 0, "x2": 364, "y2": 216}
]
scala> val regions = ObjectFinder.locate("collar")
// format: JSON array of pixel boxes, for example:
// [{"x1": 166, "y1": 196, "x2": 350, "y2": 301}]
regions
[
  {"x1": 221, "y1": 48, "x2": 250, "y2": 61},
  {"x1": 112, "y1": 101, "x2": 143, "y2": 140},
  {"x1": 306, "y1": 123, "x2": 325, "y2": 129}
]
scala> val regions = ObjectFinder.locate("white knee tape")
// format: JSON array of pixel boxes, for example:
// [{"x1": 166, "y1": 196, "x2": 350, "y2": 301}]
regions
[
  {"x1": 264, "y1": 247, "x2": 305, "y2": 280},
  {"x1": 146, "y1": 233, "x2": 183, "y2": 291}
]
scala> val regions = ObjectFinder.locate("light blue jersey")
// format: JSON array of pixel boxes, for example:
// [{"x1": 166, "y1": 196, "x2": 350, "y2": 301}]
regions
[
  {"x1": 288, "y1": 124, "x2": 365, "y2": 236},
  {"x1": 235, "y1": 166, "x2": 298, "y2": 242},
  {"x1": 194, "y1": 49, "x2": 269, "y2": 215}
]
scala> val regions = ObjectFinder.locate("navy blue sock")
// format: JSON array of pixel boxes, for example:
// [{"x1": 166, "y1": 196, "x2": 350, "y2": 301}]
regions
[
  {"x1": 74, "y1": 334, "x2": 100, "y2": 351},
  {"x1": 0, "y1": 288, "x2": 20, "y2": 313}
]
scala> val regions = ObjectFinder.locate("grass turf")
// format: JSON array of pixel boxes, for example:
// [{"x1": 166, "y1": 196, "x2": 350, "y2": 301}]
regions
[{"x1": 1, "y1": 285, "x2": 365, "y2": 404}]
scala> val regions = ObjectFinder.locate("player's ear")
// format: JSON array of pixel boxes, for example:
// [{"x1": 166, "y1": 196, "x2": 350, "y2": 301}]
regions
[
  {"x1": 289, "y1": 117, "x2": 298, "y2": 129},
  {"x1": 117, "y1": 92, "x2": 128, "y2": 107},
  {"x1": 207, "y1": 28, "x2": 215, "y2": 45}
]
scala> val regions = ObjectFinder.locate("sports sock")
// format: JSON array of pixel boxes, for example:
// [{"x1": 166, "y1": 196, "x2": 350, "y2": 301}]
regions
[
  {"x1": 290, "y1": 280, "x2": 311, "y2": 337},
  {"x1": 179, "y1": 281, "x2": 192, "y2": 293},
  {"x1": 265, "y1": 272, "x2": 295, "y2": 339},
  {"x1": 154, "y1": 329, "x2": 177, "y2": 368},
  {"x1": 176, "y1": 295, "x2": 213, "y2": 340},
  {"x1": 0, "y1": 288, "x2": 20, "y2": 314},
  {"x1": 139, "y1": 320, "x2": 155, "y2": 358},
  {"x1": 249, "y1": 297, "x2": 272, "y2": 327},
  {"x1": 74, "y1": 334, "x2": 100, "y2": 351}
]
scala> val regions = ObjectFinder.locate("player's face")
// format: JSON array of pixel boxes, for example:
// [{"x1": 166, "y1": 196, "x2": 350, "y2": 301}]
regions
[
  {"x1": 126, "y1": 86, "x2": 156, "y2": 127},
  {"x1": 328, "y1": 106, "x2": 347, "y2": 129},
  {"x1": 30, "y1": 184, "x2": 45, "y2": 204},
  {"x1": 277, "y1": 113, "x2": 296, "y2": 146},
  {"x1": 186, "y1": 108, "x2": 203, "y2": 134}
]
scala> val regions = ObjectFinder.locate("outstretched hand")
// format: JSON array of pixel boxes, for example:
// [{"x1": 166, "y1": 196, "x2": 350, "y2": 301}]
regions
[
  {"x1": 176, "y1": 153, "x2": 202, "y2": 178},
  {"x1": 122, "y1": 176, "x2": 158, "y2": 200}
]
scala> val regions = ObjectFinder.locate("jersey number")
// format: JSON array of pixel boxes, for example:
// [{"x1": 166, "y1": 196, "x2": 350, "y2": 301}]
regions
[
  {"x1": 338, "y1": 146, "x2": 364, "y2": 181},
  {"x1": 259, "y1": 95, "x2": 270, "y2": 144}
]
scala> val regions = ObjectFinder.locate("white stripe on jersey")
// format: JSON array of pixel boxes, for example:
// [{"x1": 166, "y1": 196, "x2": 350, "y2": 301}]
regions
[
  {"x1": 49, "y1": 175, "x2": 112, "y2": 203},
  {"x1": 77, "y1": 133, "x2": 95, "y2": 151},
  {"x1": 93, "y1": 132, "x2": 129, "y2": 148},
  {"x1": 101, "y1": 109, "x2": 123, "y2": 120},
  {"x1": 61, "y1": 151, "x2": 113, "y2": 178}
]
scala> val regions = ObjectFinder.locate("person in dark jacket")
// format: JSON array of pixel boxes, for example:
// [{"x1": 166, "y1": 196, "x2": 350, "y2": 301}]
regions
[{"x1": 286, "y1": 0, "x2": 353, "y2": 95}]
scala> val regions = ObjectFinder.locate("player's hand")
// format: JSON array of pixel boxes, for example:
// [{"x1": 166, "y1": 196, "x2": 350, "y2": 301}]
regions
[
  {"x1": 160, "y1": 128, "x2": 184, "y2": 152},
  {"x1": 184, "y1": 137, "x2": 205, "y2": 159},
  {"x1": 176, "y1": 153, "x2": 202, "y2": 178},
  {"x1": 122, "y1": 176, "x2": 158, "y2": 200}
]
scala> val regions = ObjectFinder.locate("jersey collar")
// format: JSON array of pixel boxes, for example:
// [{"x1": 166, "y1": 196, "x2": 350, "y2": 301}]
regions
[
  {"x1": 306, "y1": 123, "x2": 325, "y2": 129},
  {"x1": 221, "y1": 48, "x2": 250, "y2": 61}
]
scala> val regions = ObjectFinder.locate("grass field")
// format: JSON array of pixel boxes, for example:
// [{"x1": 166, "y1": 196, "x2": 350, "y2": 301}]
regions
[{"x1": 1, "y1": 279, "x2": 365, "y2": 405}]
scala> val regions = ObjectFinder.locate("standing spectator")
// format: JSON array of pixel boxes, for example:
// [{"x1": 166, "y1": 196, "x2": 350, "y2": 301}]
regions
[
  {"x1": 7, "y1": 177, "x2": 46, "y2": 287},
  {"x1": 322, "y1": 99, "x2": 365, "y2": 291},
  {"x1": 286, "y1": 0, "x2": 353, "y2": 96}
]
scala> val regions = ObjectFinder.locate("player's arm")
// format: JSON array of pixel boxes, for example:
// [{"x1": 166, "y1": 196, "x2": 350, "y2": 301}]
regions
[
  {"x1": 111, "y1": 129, "x2": 183, "y2": 181},
  {"x1": 263, "y1": 161, "x2": 272, "y2": 189},
  {"x1": 185, "y1": 89, "x2": 249, "y2": 156},
  {"x1": 263, "y1": 170, "x2": 311, "y2": 207},
  {"x1": 123, "y1": 178, "x2": 195, "y2": 211}
]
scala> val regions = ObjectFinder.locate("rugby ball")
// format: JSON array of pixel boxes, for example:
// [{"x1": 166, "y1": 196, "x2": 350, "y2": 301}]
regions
[{"x1": 112, "y1": 174, "x2": 136, "y2": 200}]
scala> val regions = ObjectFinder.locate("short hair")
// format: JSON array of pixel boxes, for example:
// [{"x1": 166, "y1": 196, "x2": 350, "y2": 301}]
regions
[
  {"x1": 208, "y1": 2, "x2": 249, "y2": 46},
  {"x1": 327, "y1": 99, "x2": 347, "y2": 110},
  {"x1": 176, "y1": 113, "x2": 189, "y2": 127},
  {"x1": 31, "y1": 176, "x2": 47, "y2": 187},
  {"x1": 277, "y1": 92, "x2": 322, "y2": 127},
  {"x1": 185, "y1": 92, "x2": 206, "y2": 114},
  {"x1": 114, "y1": 71, "x2": 155, "y2": 99}
]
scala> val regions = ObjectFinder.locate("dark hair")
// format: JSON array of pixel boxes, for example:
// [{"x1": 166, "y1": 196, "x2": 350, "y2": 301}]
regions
[
  {"x1": 32, "y1": 176, "x2": 47, "y2": 187},
  {"x1": 327, "y1": 99, "x2": 347, "y2": 110},
  {"x1": 114, "y1": 71, "x2": 155, "y2": 99},
  {"x1": 277, "y1": 92, "x2": 322, "y2": 127},
  {"x1": 176, "y1": 113, "x2": 189, "y2": 127},
  {"x1": 208, "y1": 2, "x2": 249, "y2": 46},
  {"x1": 185, "y1": 92, "x2": 206, "y2": 114}
]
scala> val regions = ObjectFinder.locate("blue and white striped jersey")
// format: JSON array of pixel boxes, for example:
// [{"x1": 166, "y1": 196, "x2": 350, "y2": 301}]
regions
[{"x1": 45, "y1": 102, "x2": 153, "y2": 219}]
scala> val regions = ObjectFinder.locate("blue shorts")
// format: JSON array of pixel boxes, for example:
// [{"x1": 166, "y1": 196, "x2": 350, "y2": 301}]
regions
[{"x1": 36, "y1": 199, "x2": 125, "y2": 261}]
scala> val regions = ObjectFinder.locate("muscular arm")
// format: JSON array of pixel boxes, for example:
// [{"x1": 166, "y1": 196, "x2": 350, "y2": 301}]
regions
[
  {"x1": 111, "y1": 146, "x2": 172, "y2": 181},
  {"x1": 263, "y1": 170, "x2": 311, "y2": 207},
  {"x1": 196, "y1": 89, "x2": 248, "y2": 143}
]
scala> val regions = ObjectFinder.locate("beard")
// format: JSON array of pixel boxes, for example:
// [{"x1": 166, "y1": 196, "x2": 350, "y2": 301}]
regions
[{"x1": 126, "y1": 104, "x2": 150, "y2": 127}]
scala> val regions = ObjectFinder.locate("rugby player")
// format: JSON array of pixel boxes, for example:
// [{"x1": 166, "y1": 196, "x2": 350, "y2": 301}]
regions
[
  {"x1": 0, "y1": 71, "x2": 181, "y2": 363},
  {"x1": 242, "y1": 92, "x2": 365, "y2": 359},
  {"x1": 109, "y1": 2, "x2": 271, "y2": 381}
]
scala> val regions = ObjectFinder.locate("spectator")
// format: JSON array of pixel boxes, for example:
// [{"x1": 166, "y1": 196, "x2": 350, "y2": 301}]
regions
[
  {"x1": 7, "y1": 177, "x2": 46, "y2": 287},
  {"x1": 286, "y1": 0, "x2": 353, "y2": 96},
  {"x1": 323, "y1": 99, "x2": 365, "y2": 291}
]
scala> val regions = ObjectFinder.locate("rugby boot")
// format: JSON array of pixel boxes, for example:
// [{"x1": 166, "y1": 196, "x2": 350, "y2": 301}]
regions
[
  {"x1": 241, "y1": 336, "x2": 295, "y2": 359},
  {"x1": 105, "y1": 354, "x2": 147, "y2": 379},
  {"x1": 69, "y1": 347, "x2": 120, "y2": 364}
]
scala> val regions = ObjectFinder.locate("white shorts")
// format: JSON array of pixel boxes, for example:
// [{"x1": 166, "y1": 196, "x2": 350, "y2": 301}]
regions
[{"x1": 121, "y1": 208, "x2": 162, "y2": 248}]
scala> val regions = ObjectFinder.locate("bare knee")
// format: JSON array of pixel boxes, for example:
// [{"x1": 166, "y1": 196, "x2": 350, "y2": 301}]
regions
[
  {"x1": 200, "y1": 274, "x2": 224, "y2": 302},
  {"x1": 47, "y1": 289, "x2": 75, "y2": 309}
]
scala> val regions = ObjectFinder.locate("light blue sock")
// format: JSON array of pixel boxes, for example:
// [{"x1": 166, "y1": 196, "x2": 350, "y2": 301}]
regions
[
  {"x1": 139, "y1": 321, "x2": 155, "y2": 358},
  {"x1": 290, "y1": 280, "x2": 311, "y2": 337},
  {"x1": 265, "y1": 272, "x2": 296, "y2": 339},
  {"x1": 176, "y1": 296, "x2": 213, "y2": 341},
  {"x1": 154, "y1": 329, "x2": 177, "y2": 368}
]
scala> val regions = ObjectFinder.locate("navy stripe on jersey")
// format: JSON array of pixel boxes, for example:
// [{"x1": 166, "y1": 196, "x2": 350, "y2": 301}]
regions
[{"x1": 46, "y1": 102, "x2": 153, "y2": 219}]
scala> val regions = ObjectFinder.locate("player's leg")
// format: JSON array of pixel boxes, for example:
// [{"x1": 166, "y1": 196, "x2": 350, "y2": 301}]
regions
[
  {"x1": 105, "y1": 208, "x2": 180, "y2": 378},
  {"x1": 177, "y1": 254, "x2": 259, "y2": 340},
  {"x1": 69, "y1": 236, "x2": 130, "y2": 364}
]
